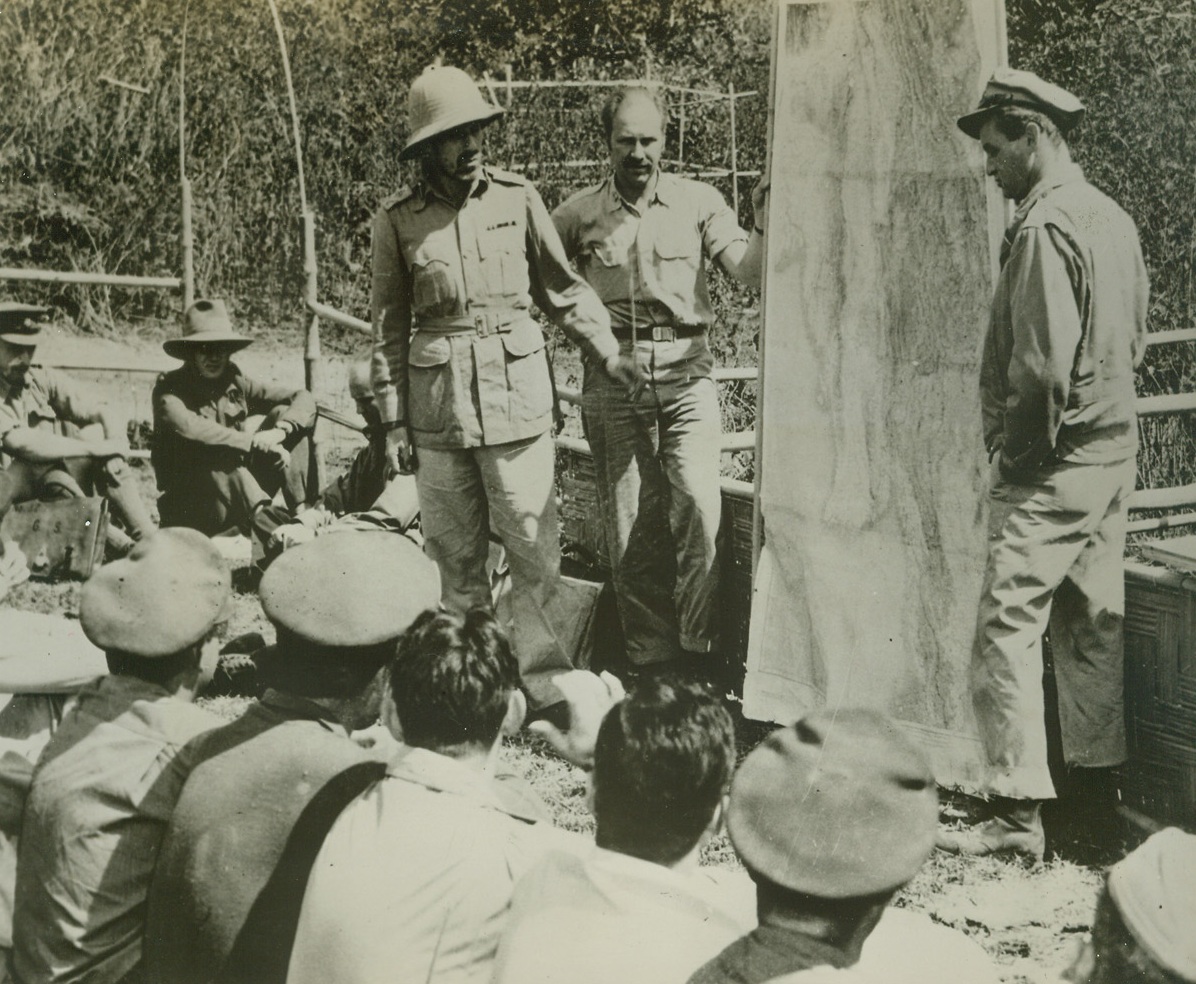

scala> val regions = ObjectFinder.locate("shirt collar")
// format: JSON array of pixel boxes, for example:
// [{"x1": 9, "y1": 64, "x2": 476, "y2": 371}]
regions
[
  {"x1": 258, "y1": 688, "x2": 352, "y2": 735},
  {"x1": 414, "y1": 167, "x2": 493, "y2": 212},
  {"x1": 605, "y1": 171, "x2": 670, "y2": 213},
  {"x1": 1009, "y1": 162, "x2": 1086, "y2": 238},
  {"x1": 385, "y1": 745, "x2": 542, "y2": 823}
]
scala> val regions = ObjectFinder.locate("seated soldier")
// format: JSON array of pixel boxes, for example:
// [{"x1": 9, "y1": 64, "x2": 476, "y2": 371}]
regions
[
  {"x1": 1064, "y1": 827, "x2": 1195, "y2": 984},
  {"x1": 285, "y1": 608, "x2": 586, "y2": 984},
  {"x1": 0, "y1": 301, "x2": 155, "y2": 554},
  {"x1": 492, "y1": 676, "x2": 746, "y2": 984},
  {"x1": 270, "y1": 360, "x2": 418, "y2": 551},
  {"x1": 143, "y1": 532, "x2": 441, "y2": 984},
  {"x1": 152, "y1": 298, "x2": 316, "y2": 543},
  {"x1": 689, "y1": 709, "x2": 1000, "y2": 984},
  {"x1": 11, "y1": 529, "x2": 229, "y2": 984}
]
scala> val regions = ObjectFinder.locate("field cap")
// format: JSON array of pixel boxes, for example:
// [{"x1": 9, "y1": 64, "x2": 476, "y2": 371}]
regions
[
  {"x1": 400, "y1": 64, "x2": 504, "y2": 161},
  {"x1": 81, "y1": 529, "x2": 232, "y2": 657},
  {"x1": 727, "y1": 708, "x2": 938, "y2": 898},
  {"x1": 259, "y1": 531, "x2": 439, "y2": 647},
  {"x1": 0, "y1": 302, "x2": 50, "y2": 346},
  {"x1": 1107, "y1": 827, "x2": 1196, "y2": 982},
  {"x1": 163, "y1": 299, "x2": 253, "y2": 360},
  {"x1": 957, "y1": 68, "x2": 1085, "y2": 139}
]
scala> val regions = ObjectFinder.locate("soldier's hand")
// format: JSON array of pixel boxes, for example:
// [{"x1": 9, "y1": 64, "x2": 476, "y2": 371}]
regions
[
  {"x1": 385, "y1": 428, "x2": 417, "y2": 475},
  {"x1": 602, "y1": 354, "x2": 647, "y2": 401},
  {"x1": 751, "y1": 171, "x2": 770, "y2": 233},
  {"x1": 251, "y1": 428, "x2": 287, "y2": 453},
  {"x1": 527, "y1": 670, "x2": 626, "y2": 770}
]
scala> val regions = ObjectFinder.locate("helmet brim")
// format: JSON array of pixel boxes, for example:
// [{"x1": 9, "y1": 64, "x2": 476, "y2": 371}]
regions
[{"x1": 399, "y1": 105, "x2": 504, "y2": 162}]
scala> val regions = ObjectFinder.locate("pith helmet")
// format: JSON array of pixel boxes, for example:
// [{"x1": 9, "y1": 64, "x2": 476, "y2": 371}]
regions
[
  {"x1": 400, "y1": 64, "x2": 504, "y2": 162},
  {"x1": 164, "y1": 299, "x2": 253, "y2": 360}
]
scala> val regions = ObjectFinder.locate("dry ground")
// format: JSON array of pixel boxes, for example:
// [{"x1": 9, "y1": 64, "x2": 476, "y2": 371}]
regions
[{"x1": 2, "y1": 325, "x2": 1123, "y2": 984}]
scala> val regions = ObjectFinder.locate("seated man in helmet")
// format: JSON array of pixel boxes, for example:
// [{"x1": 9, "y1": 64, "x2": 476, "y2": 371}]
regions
[
  {"x1": 152, "y1": 298, "x2": 317, "y2": 545},
  {"x1": 0, "y1": 301, "x2": 155, "y2": 555},
  {"x1": 269, "y1": 360, "x2": 419, "y2": 552}
]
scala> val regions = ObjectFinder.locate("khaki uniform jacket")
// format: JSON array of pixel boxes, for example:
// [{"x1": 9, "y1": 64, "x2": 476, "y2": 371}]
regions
[
  {"x1": 0, "y1": 367, "x2": 104, "y2": 467},
  {"x1": 152, "y1": 363, "x2": 317, "y2": 492},
  {"x1": 981, "y1": 165, "x2": 1148, "y2": 477},
  {"x1": 370, "y1": 166, "x2": 617, "y2": 449}
]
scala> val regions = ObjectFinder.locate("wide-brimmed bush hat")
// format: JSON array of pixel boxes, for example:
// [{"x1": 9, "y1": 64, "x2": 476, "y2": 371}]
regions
[
  {"x1": 0, "y1": 302, "x2": 51, "y2": 347},
  {"x1": 400, "y1": 64, "x2": 504, "y2": 162},
  {"x1": 163, "y1": 299, "x2": 253, "y2": 360}
]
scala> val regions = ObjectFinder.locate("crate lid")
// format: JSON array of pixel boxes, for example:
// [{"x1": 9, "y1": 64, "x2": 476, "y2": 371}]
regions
[{"x1": 1139, "y1": 535, "x2": 1196, "y2": 573}]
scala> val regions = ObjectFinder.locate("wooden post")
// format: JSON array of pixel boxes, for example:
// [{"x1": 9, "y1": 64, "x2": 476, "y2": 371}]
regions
[
  {"x1": 678, "y1": 98, "x2": 686, "y2": 168},
  {"x1": 179, "y1": 5, "x2": 195, "y2": 311},
  {"x1": 729, "y1": 81, "x2": 740, "y2": 219}
]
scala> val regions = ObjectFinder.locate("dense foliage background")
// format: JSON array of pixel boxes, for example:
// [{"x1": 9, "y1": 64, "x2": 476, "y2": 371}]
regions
[{"x1": 2, "y1": 0, "x2": 1195, "y2": 486}]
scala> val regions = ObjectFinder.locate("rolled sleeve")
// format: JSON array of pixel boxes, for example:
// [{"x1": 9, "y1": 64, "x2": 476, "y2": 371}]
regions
[
  {"x1": 44, "y1": 370, "x2": 104, "y2": 429},
  {"x1": 370, "y1": 208, "x2": 413, "y2": 427},
  {"x1": 698, "y1": 185, "x2": 748, "y2": 262},
  {"x1": 526, "y1": 186, "x2": 617, "y2": 365},
  {"x1": 1001, "y1": 225, "x2": 1084, "y2": 474}
]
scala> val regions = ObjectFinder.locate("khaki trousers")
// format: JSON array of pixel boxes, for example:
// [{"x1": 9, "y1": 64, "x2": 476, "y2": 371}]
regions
[
  {"x1": 415, "y1": 432, "x2": 572, "y2": 707},
  {"x1": 973, "y1": 456, "x2": 1135, "y2": 800}
]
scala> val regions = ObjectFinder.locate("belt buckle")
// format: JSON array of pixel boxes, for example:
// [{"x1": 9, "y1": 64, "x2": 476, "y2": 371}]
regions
[
  {"x1": 474, "y1": 314, "x2": 491, "y2": 338},
  {"x1": 650, "y1": 325, "x2": 675, "y2": 343}
]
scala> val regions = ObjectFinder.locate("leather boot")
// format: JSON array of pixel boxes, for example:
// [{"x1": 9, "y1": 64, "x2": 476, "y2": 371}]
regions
[{"x1": 936, "y1": 798, "x2": 1045, "y2": 862}]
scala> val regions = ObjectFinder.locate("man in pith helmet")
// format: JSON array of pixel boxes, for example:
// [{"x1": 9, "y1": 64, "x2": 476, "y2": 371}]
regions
[
  {"x1": 152, "y1": 298, "x2": 317, "y2": 546},
  {"x1": 941, "y1": 69, "x2": 1149, "y2": 860},
  {"x1": 370, "y1": 63, "x2": 641, "y2": 708}
]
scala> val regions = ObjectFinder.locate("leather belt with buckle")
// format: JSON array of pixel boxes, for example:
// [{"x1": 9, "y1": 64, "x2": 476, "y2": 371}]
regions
[{"x1": 612, "y1": 325, "x2": 706, "y2": 342}]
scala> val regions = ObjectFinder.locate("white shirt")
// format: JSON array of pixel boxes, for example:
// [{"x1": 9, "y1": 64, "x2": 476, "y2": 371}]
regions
[
  {"x1": 492, "y1": 846, "x2": 753, "y2": 984},
  {"x1": 286, "y1": 746, "x2": 580, "y2": 984}
]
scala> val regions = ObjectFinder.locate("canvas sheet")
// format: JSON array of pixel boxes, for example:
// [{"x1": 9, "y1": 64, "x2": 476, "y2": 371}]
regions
[{"x1": 744, "y1": 0, "x2": 1006, "y2": 789}]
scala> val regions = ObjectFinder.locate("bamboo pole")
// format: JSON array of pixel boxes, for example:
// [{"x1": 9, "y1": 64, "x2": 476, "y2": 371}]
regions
[
  {"x1": 179, "y1": 4, "x2": 195, "y2": 311},
  {"x1": 729, "y1": 80, "x2": 740, "y2": 219},
  {"x1": 0, "y1": 268, "x2": 180, "y2": 289},
  {"x1": 1144, "y1": 328, "x2": 1196, "y2": 346},
  {"x1": 1128, "y1": 483, "x2": 1196, "y2": 511},
  {"x1": 1136, "y1": 392, "x2": 1196, "y2": 416},
  {"x1": 1128, "y1": 512, "x2": 1196, "y2": 534},
  {"x1": 266, "y1": 0, "x2": 322, "y2": 488}
]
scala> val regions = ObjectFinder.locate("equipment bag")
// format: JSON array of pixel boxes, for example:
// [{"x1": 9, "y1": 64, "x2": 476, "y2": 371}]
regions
[{"x1": 0, "y1": 497, "x2": 109, "y2": 581}]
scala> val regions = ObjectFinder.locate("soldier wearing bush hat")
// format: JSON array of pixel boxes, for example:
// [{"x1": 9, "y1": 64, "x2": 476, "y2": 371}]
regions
[
  {"x1": 144, "y1": 531, "x2": 441, "y2": 984},
  {"x1": 152, "y1": 298, "x2": 317, "y2": 545},
  {"x1": 13, "y1": 529, "x2": 230, "y2": 984},
  {"x1": 943, "y1": 66, "x2": 1149, "y2": 859},
  {"x1": 0, "y1": 300, "x2": 156, "y2": 557},
  {"x1": 370, "y1": 63, "x2": 641, "y2": 709}
]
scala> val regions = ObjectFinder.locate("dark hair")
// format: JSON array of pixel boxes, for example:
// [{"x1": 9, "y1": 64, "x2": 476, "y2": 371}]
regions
[
  {"x1": 592, "y1": 676, "x2": 735, "y2": 866},
  {"x1": 600, "y1": 86, "x2": 669, "y2": 143},
  {"x1": 388, "y1": 607, "x2": 519, "y2": 751},
  {"x1": 258, "y1": 628, "x2": 393, "y2": 699},
  {"x1": 105, "y1": 632, "x2": 212, "y2": 687},
  {"x1": 989, "y1": 106, "x2": 1064, "y2": 145},
  {"x1": 747, "y1": 867, "x2": 895, "y2": 940},
  {"x1": 1090, "y1": 886, "x2": 1185, "y2": 984}
]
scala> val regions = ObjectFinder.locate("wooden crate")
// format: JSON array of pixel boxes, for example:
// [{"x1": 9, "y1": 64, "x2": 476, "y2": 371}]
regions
[
  {"x1": 1123, "y1": 560, "x2": 1196, "y2": 827},
  {"x1": 556, "y1": 443, "x2": 757, "y2": 669}
]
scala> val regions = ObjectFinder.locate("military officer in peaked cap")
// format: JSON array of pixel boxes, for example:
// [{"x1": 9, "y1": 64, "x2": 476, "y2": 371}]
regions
[
  {"x1": 941, "y1": 70, "x2": 1149, "y2": 860},
  {"x1": 0, "y1": 301, "x2": 155, "y2": 554},
  {"x1": 371, "y1": 64, "x2": 642, "y2": 708}
]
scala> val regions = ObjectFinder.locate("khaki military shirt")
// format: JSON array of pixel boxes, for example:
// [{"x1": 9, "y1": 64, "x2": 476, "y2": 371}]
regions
[
  {"x1": 0, "y1": 366, "x2": 104, "y2": 467},
  {"x1": 981, "y1": 164, "x2": 1149, "y2": 476},
  {"x1": 552, "y1": 173, "x2": 747, "y2": 383},
  {"x1": 371, "y1": 167, "x2": 617, "y2": 449}
]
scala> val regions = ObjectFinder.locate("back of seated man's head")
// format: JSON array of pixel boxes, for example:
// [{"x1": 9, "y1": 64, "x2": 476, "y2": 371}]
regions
[
  {"x1": 81, "y1": 528, "x2": 231, "y2": 692},
  {"x1": 257, "y1": 532, "x2": 439, "y2": 716},
  {"x1": 1066, "y1": 828, "x2": 1196, "y2": 984},
  {"x1": 591, "y1": 676, "x2": 734, "y2": 867},
  {"x1": 728, "y1": 708, "x2": 938, "y2": 946},
  {"x1": 387, "y1": 607, "x2": 522, "y2": 755}
]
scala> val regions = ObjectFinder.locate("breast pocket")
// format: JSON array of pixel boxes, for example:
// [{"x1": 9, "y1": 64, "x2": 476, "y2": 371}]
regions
[
  {"x1": 480, "y1": 229, "x2": 526, "y2": 299},
  {"x1": 652, "y1": 230, "x2": 702, "y2": 299},
  {"x1": 407, "y1": 334, "x2": 453, "y2": 434},
  {"x1": 411, "y1": 249, "x2": 458, "y2": 315},
  {"x1": 501, "y1": 321, "x2": 552, "y2": 424}
]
